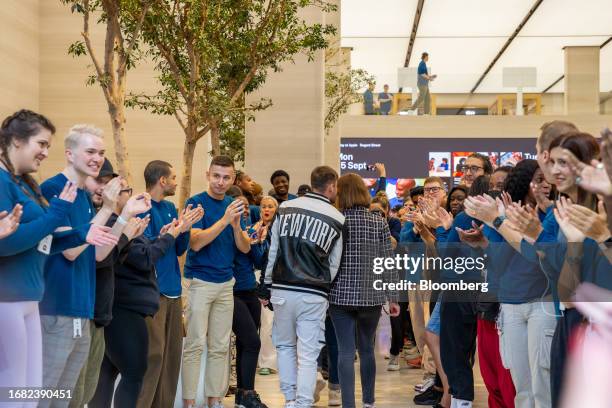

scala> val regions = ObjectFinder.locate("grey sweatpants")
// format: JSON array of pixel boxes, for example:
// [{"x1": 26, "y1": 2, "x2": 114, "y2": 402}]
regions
[{"x1": 270, "y1": 289, "x2": 327, "y2": 408}]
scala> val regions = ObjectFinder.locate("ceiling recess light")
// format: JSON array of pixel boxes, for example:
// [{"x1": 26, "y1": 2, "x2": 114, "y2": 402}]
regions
[{"x1": 465, "y1": 110, "x2": 476, "y2": 115}]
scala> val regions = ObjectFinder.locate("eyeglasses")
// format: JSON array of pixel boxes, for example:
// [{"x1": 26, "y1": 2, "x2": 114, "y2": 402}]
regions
[
  {"x1": 460, "y1": 165, "x2": 484, "y2": 174},
  {"x1": 423, "y1": 186, "x2": 443, "y2": 194},
  {"x1": 120, "y1": 188, "x2": 133, "y2": 196}
]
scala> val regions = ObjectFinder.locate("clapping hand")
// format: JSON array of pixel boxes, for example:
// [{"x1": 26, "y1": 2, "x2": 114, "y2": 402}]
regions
[
  {"x1": 553, "y1": 197, "x2": 585, "y2": 243},
  {"x1": 505, "y1": 203, "x2": 542, "y2": 241},
  {"x1": 224, "y1": 200, "x2": 245, "y2": 227},
  {"x1": 456, "y1": 221, "x2": 488, "y2": 249},
  {"x1": 0, "y1": 204, "x2": 22, "y2": 239},
  {"x1": 178, "y1": 204, "x2": 204, "y2": 233},
  {"x1": 86, "y1": 224, "x2": 120, "y2": 246},
  {"x1": 58, "y1": 181, "x2": 78, "y2": 203},
  {"x1": 123, "y1": 215, "x2": 150, "y2": 241},
  {"x1": 464, "y1": 195, "x2": 500, "y2": 226},
  {"x1": 101, "y1": 177, "x2": 122, "y2": 210},
  {"x1": 122, "y1": 193, "x2": 152, "y2": 218},
  {"x1": 160, "y1": 218, "x2": 185, "y2": 238},
  {"x1": 563, "y1": 201, "x2": 610, "y2": 243}
]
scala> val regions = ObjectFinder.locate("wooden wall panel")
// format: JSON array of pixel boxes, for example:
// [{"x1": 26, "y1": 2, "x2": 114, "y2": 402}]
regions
[{"x1": 0, "y1": 0, "x2": 39, "y2": 118}]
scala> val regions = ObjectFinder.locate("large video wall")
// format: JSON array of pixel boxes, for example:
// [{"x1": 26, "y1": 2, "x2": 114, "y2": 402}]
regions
[{"x1": 340, "y1": 137, "x2": 537, "y2": 206}]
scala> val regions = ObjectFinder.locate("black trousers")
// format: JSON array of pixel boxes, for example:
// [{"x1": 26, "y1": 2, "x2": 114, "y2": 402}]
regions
[
  {"x1": 90, "y1": 307, "x2": 150, "y2": 408},
  {"x1": 232, "y1": 290, "x2": 261, "y2": 390},
  {"x1": 551, "y1": 308, "x2": 584, "y2": 408},
  {"x1": 440, "y1": 293, "x2": 477, "y2": 401},
  {"x1": 389, "y1": 301, "x2": 410, "y2": 356}
]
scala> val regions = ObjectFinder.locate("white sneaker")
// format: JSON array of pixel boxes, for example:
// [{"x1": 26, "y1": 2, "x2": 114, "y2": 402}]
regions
[
  {"x1": 387, "y1": 354, "x2": 400, "y2": 371},
  {"x1": 415, "y1": 376, "x2": 435, "y2": 393},
  {"x1": 284, "y1": 401, "x2": 296, "y2": 408},
  {"x1": 328, "y1": 388, "x2": 341, "y2": 406},
  {"x1": 209, "y1": 402, "x2": 224, "y2": 408},
  {"x1": 314, "y1": 376, "x2": 326, "y2": 403}
]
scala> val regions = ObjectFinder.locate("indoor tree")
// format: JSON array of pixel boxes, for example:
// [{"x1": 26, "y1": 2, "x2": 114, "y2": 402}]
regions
[
  {"x1": 63, "y1": 0, "x2": 151, "y2": 183},
  {"x1": 126, "y1": 0, "x2": 336, "y2": 206}
]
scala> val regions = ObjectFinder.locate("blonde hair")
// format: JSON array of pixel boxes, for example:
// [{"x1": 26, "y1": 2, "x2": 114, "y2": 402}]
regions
[
  {"x1": 260, "y1": 195, "x2": 278, "y2": 208},
  {"x1": 65, "y1": 124, "x2": 104, "y2": 150}
]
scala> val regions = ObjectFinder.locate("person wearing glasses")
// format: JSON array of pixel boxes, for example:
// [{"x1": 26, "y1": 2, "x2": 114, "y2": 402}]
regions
[
  {"x1": 72, "y1": 159, "x2": 152, "y2": 407},
  {"x1": 461, "y1": 153, "x2": 493, "y2": 188}
]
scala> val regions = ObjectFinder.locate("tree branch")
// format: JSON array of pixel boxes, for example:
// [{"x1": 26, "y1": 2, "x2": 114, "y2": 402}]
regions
[{"x1": 81, "y1": 0, "x2": 112, "y2": 103}]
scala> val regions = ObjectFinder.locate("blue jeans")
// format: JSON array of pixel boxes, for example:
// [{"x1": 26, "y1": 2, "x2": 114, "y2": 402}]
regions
[
  {"x1": 329, "y1": 304, "x2": 382, "y2": 408},
  {"x1": 321, "y1": 315, "x2": 339, "y2": 385}
]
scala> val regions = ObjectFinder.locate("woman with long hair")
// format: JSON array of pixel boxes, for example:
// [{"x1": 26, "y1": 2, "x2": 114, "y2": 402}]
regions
[
  {"x1": 329, "y1": 173, "x2": 400, "y2": 408},
  {"x1": 0, "y1": 110, "x2": 116, "y2": 400}
]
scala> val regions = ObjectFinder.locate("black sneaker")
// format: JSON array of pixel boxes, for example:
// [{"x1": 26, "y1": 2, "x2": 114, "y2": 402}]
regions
[
  {"x1": 413, "y1": 387, "x2": 443, "y2": 405},
  {"x1": 234, "y1": 388, "x2": 243, "y2": 407},
  {"x1": 238, "y1": 390, "x2": 269, "y2": 408}
]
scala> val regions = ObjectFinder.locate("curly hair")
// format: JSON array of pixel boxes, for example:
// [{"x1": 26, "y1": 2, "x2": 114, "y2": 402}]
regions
[{"x1": 503, "y1": 159, "x2": 538, "y2": 203}]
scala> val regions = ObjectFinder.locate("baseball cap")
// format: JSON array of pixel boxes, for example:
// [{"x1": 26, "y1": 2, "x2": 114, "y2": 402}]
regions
[{"x1": 97, "y1": 158, "x2": 119, "y2": 179}]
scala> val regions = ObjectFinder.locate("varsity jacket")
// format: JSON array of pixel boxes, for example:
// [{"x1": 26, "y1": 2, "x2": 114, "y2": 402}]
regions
[{"x1": 264, "y1": 192, "x2": 345, "y2": 299}]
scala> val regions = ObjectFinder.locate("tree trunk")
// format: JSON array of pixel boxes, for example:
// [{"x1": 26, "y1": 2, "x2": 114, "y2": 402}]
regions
[
  {"x1": 210, "y1": 122, "x2": 221, "y2": 156},
  {"x1": 178, "y1": 135, "x2": 198, "y2": 209},
  {"x1": 108, "y1": 102, "x2": 133, "y2": 185}
]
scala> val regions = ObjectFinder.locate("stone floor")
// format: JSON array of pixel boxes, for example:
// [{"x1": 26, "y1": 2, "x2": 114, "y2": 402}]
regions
[{"x1": 221, "y1": 354, "x2": 488, "y2": 408}]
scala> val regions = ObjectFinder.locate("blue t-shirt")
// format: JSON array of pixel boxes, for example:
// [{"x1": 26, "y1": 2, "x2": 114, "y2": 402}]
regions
[
  {"x1": 40, "y1": 173, "x2": 96, "y2": 318},
  {"x1": 0, "y1": 169, "x2": 78, "y2": 301},
  {"x1": 141, "y1": 199, "x2": 190, "y2": 297},
  {"x1": 378, "y1": 92, "x2": 392, "y2": 114},
  {"x1": 185, "y1": 192, "x2": 241, "y2": 283},
  {"x1": 417, "y1": 60, "x2": 429, "y2": 87}
]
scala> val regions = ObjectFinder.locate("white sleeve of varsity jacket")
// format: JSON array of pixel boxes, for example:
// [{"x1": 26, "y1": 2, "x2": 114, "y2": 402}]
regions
[
  {"x1": 264, "y1": 216, "x2": 281, "y2": 285},
  {"x1": 329, "y1": 232, "x2": 343, "y2": 282}
]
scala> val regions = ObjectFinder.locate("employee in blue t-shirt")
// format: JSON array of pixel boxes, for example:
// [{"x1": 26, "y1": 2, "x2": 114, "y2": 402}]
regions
[
  {"x1": 39, "y1": 124, "x2": 124, "y2": 407},
  {"x1": 410, "y1": 52, "x2": 437, "y2": 115},
  {"x1": 137, "y1": 160, "x2": 203, "y2": 408},
  {"x1": 378, "y1": 84, "x2": 393, "y2": 115},
  {"x1": 181, "y1": 155, "x2": 251, "y2": 408}
]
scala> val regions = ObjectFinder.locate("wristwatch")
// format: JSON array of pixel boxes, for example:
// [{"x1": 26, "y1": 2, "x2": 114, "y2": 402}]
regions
[{"x1": 493, "y1": 215, "x2": 506, "y2": 230}]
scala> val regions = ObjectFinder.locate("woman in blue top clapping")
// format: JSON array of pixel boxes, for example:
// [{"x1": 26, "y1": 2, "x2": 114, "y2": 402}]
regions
[{"x1": 0, "y1": 110, "x2": 117, "y2": 394}]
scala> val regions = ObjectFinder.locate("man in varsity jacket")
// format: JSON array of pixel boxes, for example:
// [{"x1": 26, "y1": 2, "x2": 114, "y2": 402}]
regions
[{"x1": 263, "y1": 165, "x2": 345, "y2": 408}]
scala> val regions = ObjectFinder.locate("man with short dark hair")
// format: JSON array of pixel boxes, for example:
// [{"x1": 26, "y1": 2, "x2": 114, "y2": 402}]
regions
[
  {"x1": 270, "y1": 170, "x2": 297, "y2": 204},
  {"x1": 262, "y1": 165, "x2": 344, "y2": 408},
  {"x1": 137, "y1": 160, "x2": 203, "y2": 408},
  {"x1": 182, "y1": 156, "x2": 251, "y2": 408},
  {"x1": 411, "y1": 52, "x2": 436, "y2": 115}
]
